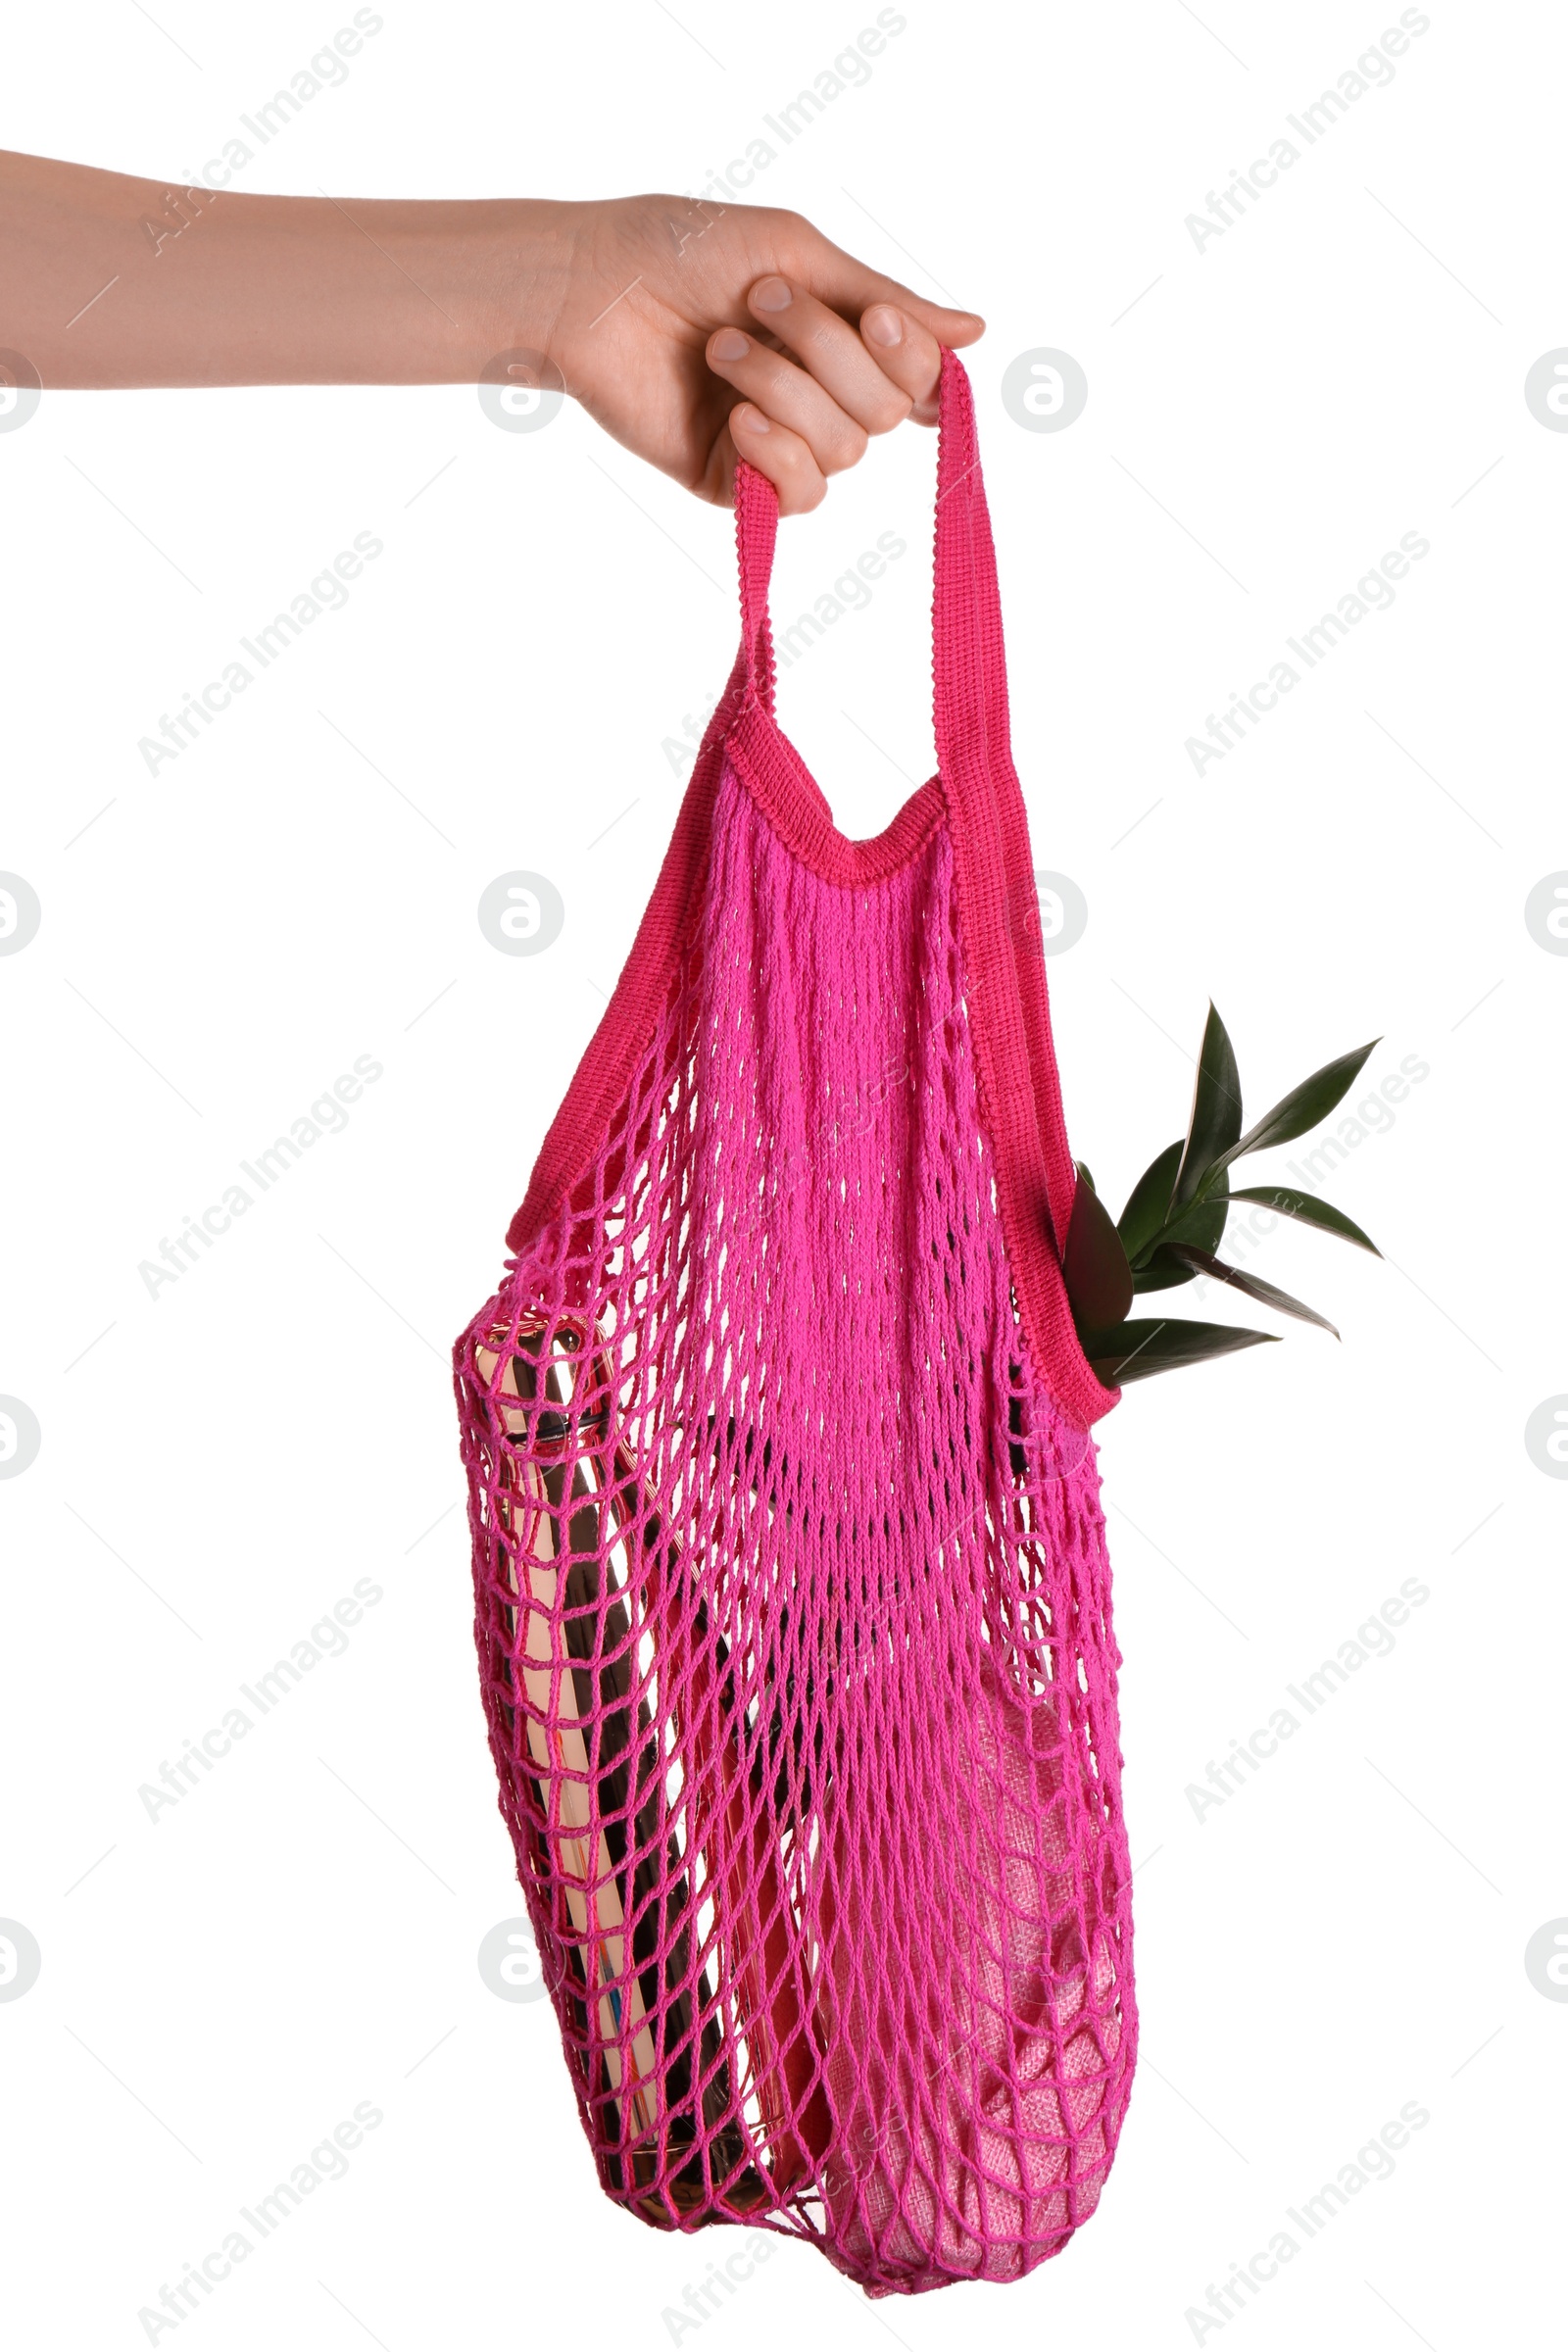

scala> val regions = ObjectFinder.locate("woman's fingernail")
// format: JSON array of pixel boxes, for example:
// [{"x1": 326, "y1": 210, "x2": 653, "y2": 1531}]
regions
[
  {"x1": 736, "y1": 404, "x2": 770, "y2": 432},
  {"x1": 751, "y1": 275, "x2": 792, "y2": 314},
  {"x1": 710, "y1": 327, "x2": 750, "y2": 362},
  {"x1": 863, "y1": 305, "x2": 903, "y2": 349}
]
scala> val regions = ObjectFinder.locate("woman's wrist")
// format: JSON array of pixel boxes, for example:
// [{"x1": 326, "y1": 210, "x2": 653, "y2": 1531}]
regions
[
  {"x1": 459, "y1": 196, "x2": 581, "y2": 384},
  {"x1": 349, "y1": 194, "x2": 581, "y2": 383}
]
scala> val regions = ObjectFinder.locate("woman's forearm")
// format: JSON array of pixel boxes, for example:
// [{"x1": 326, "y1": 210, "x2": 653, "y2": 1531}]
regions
[{"x1": 0, "y1": 149, "x2": 565, "y2": 386}]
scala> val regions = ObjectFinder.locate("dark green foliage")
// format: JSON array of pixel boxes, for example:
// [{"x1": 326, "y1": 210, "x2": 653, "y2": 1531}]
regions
[{"x1": 1062, "y1": 1005, "x2": 1382, "y2": 1386}]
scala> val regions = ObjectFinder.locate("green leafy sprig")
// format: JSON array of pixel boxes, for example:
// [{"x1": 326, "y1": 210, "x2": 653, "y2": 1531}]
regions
[{"x1": 1063, "y1": 1005, "x2": 1383, "y2": 1387}]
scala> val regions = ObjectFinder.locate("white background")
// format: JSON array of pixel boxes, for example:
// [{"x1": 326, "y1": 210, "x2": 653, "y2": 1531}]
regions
[{"x1": 3, "y1": 2, "x2": 1564, "y2": 2346}]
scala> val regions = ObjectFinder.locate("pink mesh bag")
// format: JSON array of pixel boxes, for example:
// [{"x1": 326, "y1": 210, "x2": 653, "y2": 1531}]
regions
[{"x1": 454, "y1": 350, "x2": 1136, "y2": 2295}]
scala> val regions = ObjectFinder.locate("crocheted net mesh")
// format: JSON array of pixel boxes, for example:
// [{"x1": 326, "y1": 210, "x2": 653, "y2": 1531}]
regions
[{"x1": 454, "y1": 762, "x2": 1136, "y2": 2295}]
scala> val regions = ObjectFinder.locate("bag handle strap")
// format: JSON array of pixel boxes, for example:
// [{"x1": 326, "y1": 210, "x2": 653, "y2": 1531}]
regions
[
  {"x1": 931, "y1": 345, "x2": 1013, "y2": 778},
  {"x1": 731, "y1": 355, "x2": 1011, "y2": 760},
  {"x1": 730, "y1": 353, "x2": 1081, "y2": 1265},
  {"x1": 734, "y1": 461, "x2": 779, "y2": 714},
  {"x1": 929, "y1": 348, "x2": 1078, "y2": 1255}
]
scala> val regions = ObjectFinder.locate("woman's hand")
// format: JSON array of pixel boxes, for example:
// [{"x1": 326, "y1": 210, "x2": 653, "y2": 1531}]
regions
[
  {"x1": 541, "y1": 195, "x2": 983, "y2": 514},
  {"x1": 1, "y1": 154, "x2": 982, "y2": 513}
]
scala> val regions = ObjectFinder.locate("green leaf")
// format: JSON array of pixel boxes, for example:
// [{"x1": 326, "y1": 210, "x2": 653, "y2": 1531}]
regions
[
  {"x1": 1226, "y1": 1186, "x2": 1381, "y2": 1256},
  {"x1": 1063, "y1": 1164, "x2": 1134, "y2": 1329},
  {"x1": 1163, "y1": 1245, "x2": 1340, "y2": 1336},
  {"x1": 1117, "y1": 1140, "x2": 1183, "y2": 1262},
  {"x1": 1078, "y1": 1163, "x2": 1096, "y2": 1195},
  {"x1": 1131, "y1": 1247, "x2": 1198, "y2": 1294},
  {"x1": 1171, "y1": 1004, "x2": 1244, "y2": 1212},
  {"x1": 1152, "y1": 1168, "x2": 1231, "y2": 1257},
  {"x1": 1077, "y1": 1317, "x2": 1279, "y2": 1386},
  {"x1": 1198, "y1": 1039, "x2": 1380, "y2": 1192}
]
